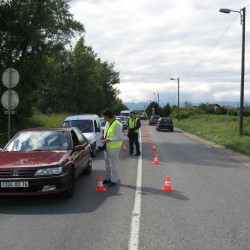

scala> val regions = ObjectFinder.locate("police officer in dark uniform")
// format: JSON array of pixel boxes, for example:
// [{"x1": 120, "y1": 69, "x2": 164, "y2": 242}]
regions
[{"x1": 127, "y1": 111, "x2": 141, "y2": 156}]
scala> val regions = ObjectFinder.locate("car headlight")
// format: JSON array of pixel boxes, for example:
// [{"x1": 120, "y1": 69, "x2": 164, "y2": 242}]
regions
[{"x1": 34, "y1": 167, "x2": 62, "y2": 176}]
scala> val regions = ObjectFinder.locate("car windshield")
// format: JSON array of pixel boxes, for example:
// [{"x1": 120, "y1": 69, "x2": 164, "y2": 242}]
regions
[
  {"x1": 66, "y1": 120, "x2": 94, "y2": 133},
  {"x1": 4, "y1": 131, "x2": 71, "y2": 152}
]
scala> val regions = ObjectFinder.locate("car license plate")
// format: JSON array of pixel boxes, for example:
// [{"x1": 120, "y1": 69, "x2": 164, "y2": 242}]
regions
[{"x1": 0, "y1": 181, "x2": 29, "y2": 188}]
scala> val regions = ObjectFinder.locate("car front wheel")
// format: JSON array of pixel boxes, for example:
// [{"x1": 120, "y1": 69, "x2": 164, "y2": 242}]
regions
[
  {"x1": 61, "y1": 168, "x2": 75, "y2": 198},
  {"x1": 91, "y1": 143, "x2": 96, "y2": 158},
  {"x1": 83, "y1": 159, "x2": 92, "y2": 175}
]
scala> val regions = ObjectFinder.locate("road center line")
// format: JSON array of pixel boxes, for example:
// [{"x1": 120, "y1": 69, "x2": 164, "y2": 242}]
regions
[{"x1": 128, "y1": 130, "x2": 142, "y2": 250}]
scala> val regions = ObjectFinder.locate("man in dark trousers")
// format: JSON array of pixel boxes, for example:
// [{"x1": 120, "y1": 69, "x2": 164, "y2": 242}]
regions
[{"x1": 127, "y1": 111, "x2": 141, "y2": 156}]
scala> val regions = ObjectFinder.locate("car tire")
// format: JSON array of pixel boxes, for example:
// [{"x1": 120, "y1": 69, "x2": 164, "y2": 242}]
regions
[
  {"x1": 83, "y1": 159, "x2": 92, "y2": 175},
  {"x1": 91, "y1": 143, "x2": 96, "y2": 158},
  {"x1": 61, "y1": 167, "x2": 75, "y2": 198}
]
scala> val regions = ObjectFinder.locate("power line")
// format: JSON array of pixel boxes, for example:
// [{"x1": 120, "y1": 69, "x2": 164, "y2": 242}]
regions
[{"x1": 183, "y1": 14, "x2": 239, "y2": 79}]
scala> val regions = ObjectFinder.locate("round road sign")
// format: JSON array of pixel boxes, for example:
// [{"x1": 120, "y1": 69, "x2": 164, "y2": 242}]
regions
[
  {"x1": 2, "y1": 68, "x2": 19, "y2": 88},
  {"x1": 1, "y1": 90, "x2": 19, "y2": 110}
]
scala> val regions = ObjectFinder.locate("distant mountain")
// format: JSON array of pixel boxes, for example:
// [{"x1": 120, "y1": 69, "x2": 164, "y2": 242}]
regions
[{"x1": 124, "y1": 101, "x2": 250, "y2": 111}]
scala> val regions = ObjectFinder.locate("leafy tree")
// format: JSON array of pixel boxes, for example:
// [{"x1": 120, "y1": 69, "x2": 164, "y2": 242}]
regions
[
  {"x1": 37, "y1": 37, "x2": 120, "y2": 115},
  {"x1": 0, "y1": 0, "x2": 84, "y2": 68},
  {"x1": 184, "y1": 101, "x2": 192, "y2": 108},
  {"x1": 215, "y1": 107, "x2": 227, "y2": 115},
  {"x1": 37, "y1": 49, "x2": 76, "y2": 113},
  {"x1": 0, "y1": 0, "x2": 84, "y2": 131},
  {"x1": 146, "y1": 101, "x2": 158, "y2": 116},
  {"x1": 0, "y1": 0, "x2": 122, "y2": 134},
  {"x1": 99, "y1": 61, "x2": 120, "y2": 109},
  {"x1": 198, "y1": 103, "x2": 215, "y2": 114},
  {"x1": 113, "y1": 99, "x2": 129, "y2": 115},
  {"x1": 161, "y1": 103, "x2": 172, "y2": 117},
  {"x1": 71, "y1": 37, "x2": 120, "y2": 114}
]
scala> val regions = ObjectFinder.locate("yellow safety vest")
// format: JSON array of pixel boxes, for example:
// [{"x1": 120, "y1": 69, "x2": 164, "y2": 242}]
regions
[
  {"x1": 107, "y1": 119, "x2": 122, "y2": 149},
  {"x1": 128, "y1": 117, "x2": 139, "y2": 133}
]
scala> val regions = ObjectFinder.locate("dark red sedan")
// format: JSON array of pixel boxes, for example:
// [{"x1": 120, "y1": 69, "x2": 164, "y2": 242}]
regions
[{"x1": 0, "y1": 127, "x2": 92, "y2": 198}]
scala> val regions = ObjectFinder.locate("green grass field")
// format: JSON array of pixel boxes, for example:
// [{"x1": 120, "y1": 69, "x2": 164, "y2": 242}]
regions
[{"x1": 175, "y1": 115, "x2": 250, "y2": 156}]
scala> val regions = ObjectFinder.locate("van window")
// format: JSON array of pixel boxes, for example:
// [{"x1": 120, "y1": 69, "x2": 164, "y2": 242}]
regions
[
  {"x1": 63, "y1": 121, "x2": 70, "y2": 127},
  {"x1": 65, "y1": 120, "x2": 94, "y2": 133},
  {"x1": 120, "y1": 110, "x2": 130, "y2": 117}
]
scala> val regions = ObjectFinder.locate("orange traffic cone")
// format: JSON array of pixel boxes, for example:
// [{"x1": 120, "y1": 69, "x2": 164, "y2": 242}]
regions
[
  {"x1": 162, "y1": 176, "x2": 174, "y2": 192},
  {"x1": 153, "y1": 154, "x2": 160, "y2": 165},
  {"x1": 96, "y1": 176, "x2": 106, "y2": 192},
  {"x1": 152, "y1": 144, "x2": 157, "y2": 151},
  {"x1": 122, "y1": 144, "x2": 127, "y2": 151}
]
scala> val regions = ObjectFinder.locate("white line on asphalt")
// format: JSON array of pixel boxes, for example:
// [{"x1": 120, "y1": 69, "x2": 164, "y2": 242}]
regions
[{"x1": 128, "y1": 130, "x2": 142, "y2": 250}]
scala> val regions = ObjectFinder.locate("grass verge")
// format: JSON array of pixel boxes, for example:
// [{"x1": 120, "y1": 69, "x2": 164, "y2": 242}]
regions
[{"x1": 175, "y1": 115, "x2": 250, "y2": 157}]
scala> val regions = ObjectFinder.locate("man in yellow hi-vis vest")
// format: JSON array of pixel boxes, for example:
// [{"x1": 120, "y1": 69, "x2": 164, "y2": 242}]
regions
[
  {"x1": 101, "y1": 109, "x2": 123, "y2": 187},
  {"x1": 127, "y1": 111, "x2": 141, "y2": 156}
]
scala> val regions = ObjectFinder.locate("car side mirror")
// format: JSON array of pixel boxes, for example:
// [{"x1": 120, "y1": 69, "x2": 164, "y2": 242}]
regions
[
  {"x1": 95, "y1": 127, "x2": 100, "y2": 132},
  {"x1": 72, "y1": 144, "x2": 86, "y2": 154}
]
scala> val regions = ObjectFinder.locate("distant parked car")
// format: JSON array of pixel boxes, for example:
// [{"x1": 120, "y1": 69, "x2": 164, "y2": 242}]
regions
[
  {"x1": 149, "y1": 115, "x2": 160, "y2": 125},
  {"x1": 156, "y1": 117, "x2": 174, "y2": 132},
  {"x1": 0, "y1": 127, "x2": 92, "y2": 198}
]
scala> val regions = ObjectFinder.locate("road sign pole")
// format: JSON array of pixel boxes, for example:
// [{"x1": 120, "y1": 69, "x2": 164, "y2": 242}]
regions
[
  {"x1": 8, "y1": 71, "x2": 12, "y2": 141},
  {"x1": 1, "y1": 68, "x2": 20, "y2": 141}
]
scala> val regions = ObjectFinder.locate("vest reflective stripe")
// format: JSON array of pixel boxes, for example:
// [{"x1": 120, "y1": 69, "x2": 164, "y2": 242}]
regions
[
  {"x1": 107, "y1": 119, "x2": 122, "y2": 149},
  {"x1": 128, "y1": 117, "x2": 139, "y2": 133}
]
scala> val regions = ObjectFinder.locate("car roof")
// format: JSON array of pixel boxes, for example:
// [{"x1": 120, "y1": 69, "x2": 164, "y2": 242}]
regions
[
  {"x1": 19, "y1": 127, "x2": 76, "y2": 133},
  {"x1": 64, "y1": 114, "x2": 99, "y2": 121}
]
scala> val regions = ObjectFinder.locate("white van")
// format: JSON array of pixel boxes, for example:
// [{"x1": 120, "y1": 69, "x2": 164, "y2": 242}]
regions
[
  {"x1": 120, "y1": 110, "x2": 130, "y2": 117},
  {"x1": 63, "y1": 114, "x2": 102, "y2": 158}
]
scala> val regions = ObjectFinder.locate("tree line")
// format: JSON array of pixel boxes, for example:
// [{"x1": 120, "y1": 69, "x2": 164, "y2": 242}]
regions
[
  {"x1": 0, "y1": 0, "x2": 127, "y2": 132},
  {"x1": 145, "y1": 101, "x2": 250, "y2": 120}
]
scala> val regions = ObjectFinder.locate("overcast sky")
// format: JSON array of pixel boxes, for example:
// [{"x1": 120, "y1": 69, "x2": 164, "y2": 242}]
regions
[{"x1": 70, "y1": 0, "x2": 250, "y2": 105}]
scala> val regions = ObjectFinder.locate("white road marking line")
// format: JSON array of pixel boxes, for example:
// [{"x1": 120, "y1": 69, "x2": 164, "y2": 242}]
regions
[{"x1": 128, "y1": 130, "x2": 142, "y2": 250}]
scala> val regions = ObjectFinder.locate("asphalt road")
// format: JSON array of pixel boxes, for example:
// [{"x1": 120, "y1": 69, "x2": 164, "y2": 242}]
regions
[{"x1": 1, "y1": 122, "x2": 250, "y2": 250}]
